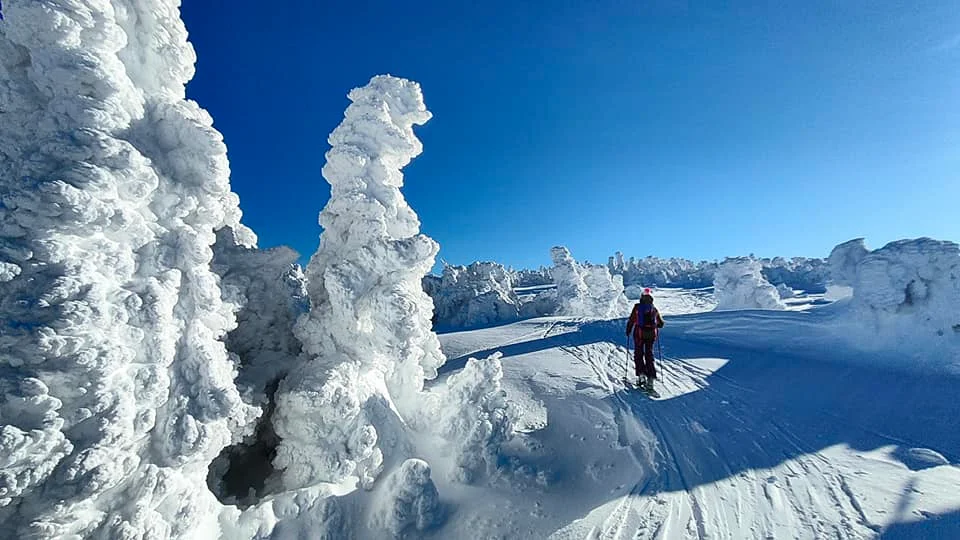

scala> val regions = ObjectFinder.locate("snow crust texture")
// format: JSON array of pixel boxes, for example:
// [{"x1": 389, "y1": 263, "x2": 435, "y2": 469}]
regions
[
  {"x1": 713, "y1": 257, "x2": 786, "y2": 311},
  {"x1": 0, "y1": 2, "x2": 259, "y2": 537}
]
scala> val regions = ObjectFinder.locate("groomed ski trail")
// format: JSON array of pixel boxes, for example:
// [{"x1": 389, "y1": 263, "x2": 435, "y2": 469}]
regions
[{"x1": 551, "y1": 332, "x2": 889, "y2": 540}]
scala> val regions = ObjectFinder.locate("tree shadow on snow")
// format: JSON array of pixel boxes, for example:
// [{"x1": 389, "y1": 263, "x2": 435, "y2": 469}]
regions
[
  {"x1": 443, "y1": 317, "x2": 960, "y2": 535},
  {"x1": 878, "y1": 509, "x2": 960, "y2": 539}
]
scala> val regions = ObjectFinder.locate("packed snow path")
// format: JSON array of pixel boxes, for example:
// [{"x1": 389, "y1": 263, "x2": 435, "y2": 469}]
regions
[{"x1": 438, "y1": 315, "x2": 960, "y2": 540}]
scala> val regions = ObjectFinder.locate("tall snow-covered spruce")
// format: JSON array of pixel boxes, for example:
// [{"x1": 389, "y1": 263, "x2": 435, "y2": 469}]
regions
[
  {"x1": 0, "y1": 2, "x2": 259, "y2": 537},
  {"x1": 266, "y1": 77, "x2": 515, "y2": 536},
  {"x1": 273, "y1": 75, "x2": 446, "y2": 491}
]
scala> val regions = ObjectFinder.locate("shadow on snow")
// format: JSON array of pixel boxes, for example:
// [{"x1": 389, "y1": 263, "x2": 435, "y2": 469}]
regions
[{"x1": 443, "y1": 317, "x2": 960, "y2": 536}]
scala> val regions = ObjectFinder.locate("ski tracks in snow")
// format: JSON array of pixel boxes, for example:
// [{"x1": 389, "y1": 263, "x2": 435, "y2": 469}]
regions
[{"x1": 554, "y1": 338, "x2": 878, "y2": 539}]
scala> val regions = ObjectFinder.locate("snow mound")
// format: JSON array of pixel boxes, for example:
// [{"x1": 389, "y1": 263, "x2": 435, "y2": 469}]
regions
[
  {"x1": 425, "y1": 262, "x2": 520, "y2": 329},
  {"x1": 0, "y1": 3, "x2": 259, "y2": 536},
  {"x1": 829, "y1": 238, "x2": 960, "y2": 354},
  {"x1": 713, "y1": 257, "x2": 786, "y2": 311},
  {"x1": 551, "y1": 246, "x2": 630, "y2": 318}
]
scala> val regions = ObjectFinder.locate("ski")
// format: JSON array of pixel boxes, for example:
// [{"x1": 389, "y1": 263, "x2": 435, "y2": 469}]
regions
[{"x1": 624, "y1": 379, "x2": 661, "y2": 399}]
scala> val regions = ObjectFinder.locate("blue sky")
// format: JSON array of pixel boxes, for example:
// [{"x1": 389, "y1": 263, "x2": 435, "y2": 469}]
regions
[{"x1": 182, "y1": 1, "x2": 959, "y2": 270}]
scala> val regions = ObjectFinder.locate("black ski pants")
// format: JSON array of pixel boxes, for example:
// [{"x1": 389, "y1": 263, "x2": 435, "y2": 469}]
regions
[{"x1": 634, "y1": 338, "x2": 656, "y2": 380}]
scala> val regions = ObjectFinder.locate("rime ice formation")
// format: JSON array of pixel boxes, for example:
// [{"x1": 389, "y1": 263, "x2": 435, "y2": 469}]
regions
[
  {"x1": 433, "y1": 354, "x2": 517, "y2": 483},
  {"x1": 550, "y1": 247, "x2": 630, "y2": 318},
  {"x1": 0, "y1": 2, "x2": 259, "y2": 537},
  {"x1": 827, "y1": 238, "x2": 870, "y2": 287},
  {"x1": 271, "y1": 75, "x2": 444, "y2": 492},
  {"x1": 212, "y1": 228, "x2": 308, "y2": 398},
  {"x1": 776, "y1": 283, "x2": 797, "y2": 299},
  {"x1": 607, "y1": 252, "x2": 829, "y2": 292},
  {"x1": 828, "y1": 238, "x2": 960, "y2": 355},
  {"x1": 424, "y1": 262, "x2": 521, "y2": 329},
  {"x1": 370, "y1": 459, "x2": 442, "y2": 535},
  {"x1": 713, "y1": 258, "x2": 786, "y2": 311}
]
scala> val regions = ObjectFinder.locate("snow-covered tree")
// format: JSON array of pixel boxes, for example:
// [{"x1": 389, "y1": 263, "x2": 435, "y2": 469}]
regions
[
  {"x1": 272, "y1": 75, "x2": 445, "y2": 492},
  {"x1": 713, "y1": 257, "x2": 786, "y2": 311},
  {"x1": 0, "y1": 3, "x2": 259, "y2": 536},
  {"x1": 551, "y1": 246, "x2": 629, "y2": 318}
]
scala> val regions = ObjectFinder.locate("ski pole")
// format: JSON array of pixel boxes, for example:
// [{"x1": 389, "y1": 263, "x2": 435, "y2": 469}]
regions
[
  {"x1": 656, "y1": 332, "x2": 664, "y2": 377},
  {"x1": 625, "y1": 334, "x2": 630, "y2": 382}
]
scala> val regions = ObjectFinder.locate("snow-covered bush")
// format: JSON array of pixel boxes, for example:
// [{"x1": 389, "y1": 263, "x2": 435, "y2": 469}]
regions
[
  {"x1": 0, "y1": 3, "x2": 260, "y2": 536},
  {"x1": 370, "y1": 459, "x2": 442, "y2": 536},
  {"x1": 433, "y1": 354, "x2": 517, "y2": 483},
  {"x1": 425, "y1": 262, "x2": 520, "y2": 329},
  {"x1": 713, "y1": 257, "x2": 786, "y2": 310},
  {"x1": 828, "y1": 238, "x2": 960, "y2": 353},
  {"x1": 551, "y1": 246, "x2": 629, "y2": 318},
  {"x1": 272, "y1": 75, "x2": 445, "y2": 492},
  {"x1": 519, "y1": 289, "x2": 561, "y2": 318}
]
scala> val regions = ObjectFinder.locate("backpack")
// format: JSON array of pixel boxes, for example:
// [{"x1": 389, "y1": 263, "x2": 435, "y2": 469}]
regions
[{"x1": 637, "y1": 303, "x2": 658, "y2": 341}]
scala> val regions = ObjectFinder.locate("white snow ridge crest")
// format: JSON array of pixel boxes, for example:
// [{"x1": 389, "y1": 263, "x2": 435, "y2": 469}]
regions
[{"x1": 0, "y1": 3, "x2": 513, "y2": 537}]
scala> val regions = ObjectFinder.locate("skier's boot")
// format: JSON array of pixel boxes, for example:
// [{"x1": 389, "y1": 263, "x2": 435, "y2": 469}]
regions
[
  {"x1": 636, "y1": 375, "x2": 646, "y2": 388},
  {"x1": 645, "y1": 377, "x2": 656, "y2": 392}
]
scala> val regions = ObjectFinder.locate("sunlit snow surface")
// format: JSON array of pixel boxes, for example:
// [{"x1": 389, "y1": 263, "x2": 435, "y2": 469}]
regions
[{"x1": 435, "y1": 289, "x2": 960, "y2": 539}]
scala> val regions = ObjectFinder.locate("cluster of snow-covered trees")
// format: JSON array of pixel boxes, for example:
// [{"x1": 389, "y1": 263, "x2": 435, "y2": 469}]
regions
[
  {"x1": 423, "y1": 262, "x2": 520, "y2": 329},
  {"x1": 0, "y1": 5, "x2": 513, "y2": 538},
  {"x1": 424, "y1": 247, "x2": 630, "y2": 328},
  {"x1": 605, "y1": 252, "x2": 828, "y2": 292},
  {"x1": 424, "y1": 251, "x2": 826, "y2": 327}
]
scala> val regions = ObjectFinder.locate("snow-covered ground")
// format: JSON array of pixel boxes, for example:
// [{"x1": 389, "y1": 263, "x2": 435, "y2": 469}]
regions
[
  {"x1": 434, "y1": 288, "x2": 960, "y2": 539},
  {"x1": 3, "y1": 4, "x2": 957, "y2": 537}
]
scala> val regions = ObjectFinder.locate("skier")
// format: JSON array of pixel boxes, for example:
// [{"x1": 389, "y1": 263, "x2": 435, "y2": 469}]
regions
[{"x1": 625, "y1": 288, "x2": 664, "y2": 392}]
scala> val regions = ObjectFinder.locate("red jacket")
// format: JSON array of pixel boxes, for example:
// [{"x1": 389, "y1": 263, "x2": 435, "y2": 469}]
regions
[{"x1": 626, "y1": 302, "x2": 664, "y2": 341}]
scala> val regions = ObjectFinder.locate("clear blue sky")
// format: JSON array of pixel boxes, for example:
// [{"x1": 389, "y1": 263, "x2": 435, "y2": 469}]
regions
[{"x1": 182, "y1": 1, "x2": 959, "y2": 270}]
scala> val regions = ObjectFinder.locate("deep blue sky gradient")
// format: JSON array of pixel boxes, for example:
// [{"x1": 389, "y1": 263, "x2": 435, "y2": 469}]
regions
[{"x1": 182, "y1": 1, "x2": 960, "y2": 270}]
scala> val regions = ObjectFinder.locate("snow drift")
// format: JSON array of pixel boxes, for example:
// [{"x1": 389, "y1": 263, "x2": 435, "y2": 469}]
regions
[
  {"x1": 713, "y1": 257, "x2": 786, "y2": 311},
  {"x1": 828, "y1": 238, "x2": 960, "y2": 358}
]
